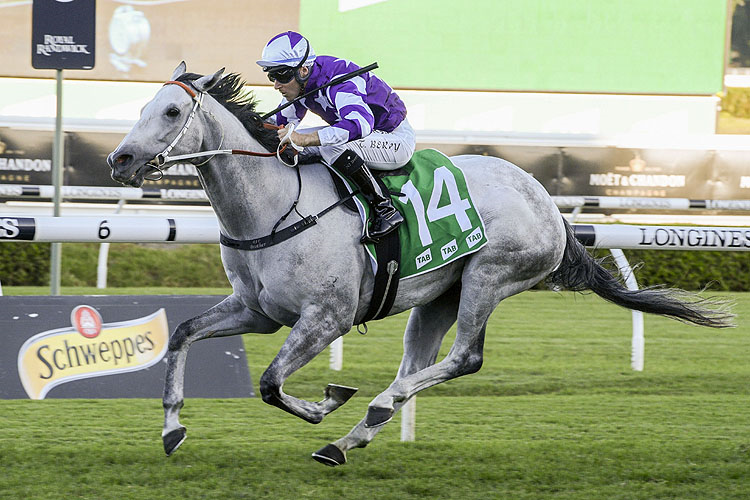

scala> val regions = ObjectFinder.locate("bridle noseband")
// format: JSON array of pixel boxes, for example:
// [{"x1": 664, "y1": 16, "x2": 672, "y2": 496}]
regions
[
  {"x1": 145, "y1": 79, "x2": 293, "y2": 180},
  {"x1": 145, "y1": 81, "x2": 208, "y2": 179}
]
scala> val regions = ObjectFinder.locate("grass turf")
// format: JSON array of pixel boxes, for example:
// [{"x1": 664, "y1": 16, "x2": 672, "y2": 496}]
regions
[{"x1": 0, "y1": 289, "x2": 748, "y2": 499}]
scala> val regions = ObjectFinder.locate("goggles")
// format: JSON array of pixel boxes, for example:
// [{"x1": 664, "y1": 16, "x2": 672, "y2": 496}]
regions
[
  {"x1": 266, "y1": 67, "x2": 296, "y2": 84},
  {"x1": 264, "y1": 37, "x2": 310, "y2": 85}
]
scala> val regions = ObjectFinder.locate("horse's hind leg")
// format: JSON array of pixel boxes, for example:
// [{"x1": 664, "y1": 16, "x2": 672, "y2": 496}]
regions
[
  {"x1": 163, "y1": 294, "x2": 280, "y2": 456},
  {"x1": 313, "y1": 287, "x2": 460, "y2": 466},
  {"x1": 364, "y1": 254, "x2": 548, "y2": 430}
]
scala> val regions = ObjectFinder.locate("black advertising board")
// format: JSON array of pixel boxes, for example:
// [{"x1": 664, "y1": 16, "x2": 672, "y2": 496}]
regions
[
  {"x1": 0, "y1": 130, "x2": 205, "y2": 202},
  {"x1": 32, "y1": 0, "x2": 96, "y2": 70},
  {"x1": 712, "y1": 150, "x2": 750, "y2": 200},
  {"x1": 0, "y1": 295, "x2": 254, "y2": 399},
  {"x1": 418, "y1": 142, "x2": 564, "y2": 195},
  {"x1": 2, "y1": 128, "x2": 750, "y2": 203},
  {"x1": 66, "y1": 131, "x2": 204, "y2": 190},
  {"x1": 0, "y1": 128, "x2": 56, "y2": 185},
  {"x1": 417, "y1": 141, "x2": 750, "y2": 201},
  {"x1": 66, "y1": 131, "x2": 126, "y2": 187},
  {"x1": 489, "y1": 145, "x2": 563, "y2": 195},
  {"x1": 561, "y1": 147, "x2": 715, "y2": 199}
]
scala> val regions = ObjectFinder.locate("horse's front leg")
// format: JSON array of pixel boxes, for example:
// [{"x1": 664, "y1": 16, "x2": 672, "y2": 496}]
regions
[
  {"x1": 163, "y1": 294, "x2": 281, "y2": 456},
  {"x1": 258, "y1": 305, "x2": 356, "y2": 424}
]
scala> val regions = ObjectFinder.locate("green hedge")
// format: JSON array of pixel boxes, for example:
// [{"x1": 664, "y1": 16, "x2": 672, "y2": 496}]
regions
[
  {"x1": 620, "y1": 249, "x2": 750, "y2": 291},
  {"x1": 0, "y1": 243, "x2": 228, "y2": 288},
  {"x1": 720, "y1": 87, "x2": 750, "y2": 118},
  {"x1": 0, "y1": 243, "x2": 51, "y2": 286},
  {"x1": 0, "y1": 243, "x2": 747, "y2": 291}
]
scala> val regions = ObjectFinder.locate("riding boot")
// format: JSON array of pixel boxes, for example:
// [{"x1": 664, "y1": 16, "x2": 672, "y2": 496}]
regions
[{"x1": 333, "y1": 150, "x2": 404, "y2": 243}]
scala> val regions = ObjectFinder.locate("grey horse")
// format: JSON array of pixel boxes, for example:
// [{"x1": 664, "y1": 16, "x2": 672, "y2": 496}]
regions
[{"x1": 107, "y1": 63, "x2": 733, "y2": 466}]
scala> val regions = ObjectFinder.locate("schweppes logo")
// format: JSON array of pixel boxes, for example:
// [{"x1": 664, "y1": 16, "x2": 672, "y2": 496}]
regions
[{"x1": 17, "y1": 306, "x2": 169, "y2": 399}]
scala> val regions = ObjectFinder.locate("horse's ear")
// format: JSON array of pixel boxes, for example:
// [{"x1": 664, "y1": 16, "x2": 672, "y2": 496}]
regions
[
  {"x1": 171, "y1": 61, "x2": 187, "y2": 80},
  {"x1": 194, "y1": 68, "x2": 225, "y2": 93}
]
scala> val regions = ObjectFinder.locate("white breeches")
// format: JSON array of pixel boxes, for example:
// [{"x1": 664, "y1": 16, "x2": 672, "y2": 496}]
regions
[{"x1": 306, "y1": 119, "x2": 416, "y2": 171}]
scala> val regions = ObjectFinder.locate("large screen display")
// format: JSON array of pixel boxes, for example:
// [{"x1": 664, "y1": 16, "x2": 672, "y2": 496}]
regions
[
  {"x1": 1, "y1": 0, "x2": 727, "y2": 94},
  {"x1": 300, "y1": 0, "x2": 727, "y2": 94}
]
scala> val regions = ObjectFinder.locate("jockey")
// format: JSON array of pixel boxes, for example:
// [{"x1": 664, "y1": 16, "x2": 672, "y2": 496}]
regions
[{"x1": 257, "y1": 31, "x2": 415, "y2": 242}]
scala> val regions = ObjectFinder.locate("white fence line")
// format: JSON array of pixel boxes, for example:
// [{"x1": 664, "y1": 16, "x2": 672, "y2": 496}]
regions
[
  {"x1": 329, "y1": 337, "x2": 343, "y2": 371},
  {"x1": 2, "y1": 215, "x2": 750, "y2": 251},
  {"x1": 96, "y1": 200, "x2": 125, "y2": 289},
  {"x1": 0, "y1": 215, "x2": 219, "y2": 243},
  {"x1": 609, "y1": 249, "x2": 645, "y2": 371},
  {"x1": 553, "y1": 196, "x2": 750, "y2": 211},
  {"x1": 572, "y1": 224, "x2": 750, "y2": 251},
  {"x1": 0, "y1": 184, "x2": 208, "y2": 202}
]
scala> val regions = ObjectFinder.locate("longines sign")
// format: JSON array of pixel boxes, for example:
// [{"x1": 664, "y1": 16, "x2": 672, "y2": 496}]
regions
[{"x1": 32, "y1": 0, "x2": 96, "y2": 70}]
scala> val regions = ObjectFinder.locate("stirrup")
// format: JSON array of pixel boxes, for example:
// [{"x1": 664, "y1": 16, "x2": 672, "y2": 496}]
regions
[{"x1": 360, "y1": 214, "x2": 402, "y2": 244}]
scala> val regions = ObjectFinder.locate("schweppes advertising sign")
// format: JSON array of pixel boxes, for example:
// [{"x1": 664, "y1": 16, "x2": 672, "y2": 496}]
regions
[{"x1": 17, "y1": 306, "x2": 169, "y2": 400}]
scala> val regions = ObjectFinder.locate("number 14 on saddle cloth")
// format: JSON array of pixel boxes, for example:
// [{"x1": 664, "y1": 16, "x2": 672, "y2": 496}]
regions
[{"x1": 336, "y1": 149, "x2": 489, "y2": 278}]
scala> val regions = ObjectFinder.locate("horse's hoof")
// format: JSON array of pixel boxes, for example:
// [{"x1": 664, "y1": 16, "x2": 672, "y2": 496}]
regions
[
  {"x1": 163, "y1": 427, "x2": 187, "y2": 457},
  {"x1": 364, "y1": 406, "x2": 393, "y2": 428},
  {"x1": 312, "y1": 444, "x2": 346, "y2": 466},
  {"x1": 325, "y1": 383, "x2": 358, "y2": 405}
]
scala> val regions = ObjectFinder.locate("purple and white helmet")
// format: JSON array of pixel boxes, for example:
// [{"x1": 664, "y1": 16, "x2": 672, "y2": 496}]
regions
[{"x1": 256, "y1": 31, "x2": 316, "y2": 70}]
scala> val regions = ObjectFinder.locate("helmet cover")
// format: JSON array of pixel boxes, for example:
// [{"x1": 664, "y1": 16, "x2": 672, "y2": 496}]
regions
[{"x1": 256, "y1": 31, "x2": 315, "y2": 70}]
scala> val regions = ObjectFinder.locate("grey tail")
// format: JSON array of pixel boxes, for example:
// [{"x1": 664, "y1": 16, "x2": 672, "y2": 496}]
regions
[{"x1": 546, "y1": 218, "x2": 735, "y2": 328}]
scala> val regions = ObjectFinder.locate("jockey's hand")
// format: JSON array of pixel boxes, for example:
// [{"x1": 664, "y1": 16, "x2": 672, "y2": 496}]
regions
[{"x1": 277, "y1": 126, "x2": 321, "y2": 148}]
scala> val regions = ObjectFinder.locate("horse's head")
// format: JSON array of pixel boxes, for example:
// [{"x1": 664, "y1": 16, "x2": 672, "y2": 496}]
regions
[{"x1": 108, "y1": 62, "x2": 225, "y2": 187}]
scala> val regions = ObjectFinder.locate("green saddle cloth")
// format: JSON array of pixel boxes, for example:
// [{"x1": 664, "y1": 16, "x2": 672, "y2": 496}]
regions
[{"x1": 340, "y1": 149, "x2": 488, "y2": 279}]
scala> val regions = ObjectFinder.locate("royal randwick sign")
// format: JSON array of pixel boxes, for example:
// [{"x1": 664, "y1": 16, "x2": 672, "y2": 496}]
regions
[
  {"x1": 32, "y1": 0, "x2": 96, "y2": 70},
  {"x1": 17, "y1": 306, "x2": 168, "y2": 399}
]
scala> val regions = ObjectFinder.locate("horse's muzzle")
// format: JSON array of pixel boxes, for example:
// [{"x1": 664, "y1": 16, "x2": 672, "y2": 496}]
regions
[
  {"x1": 107, "y1": 151, "x2": 134, "y2": 170},
  {"x1": 108, "y1": 150, "x2": 141, "y2": 185}
]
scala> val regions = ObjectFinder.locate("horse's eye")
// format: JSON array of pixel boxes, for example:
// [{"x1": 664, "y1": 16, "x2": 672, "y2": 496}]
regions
[{"x1": 166, "y1": 107, "x2": 180, "y2": 118}]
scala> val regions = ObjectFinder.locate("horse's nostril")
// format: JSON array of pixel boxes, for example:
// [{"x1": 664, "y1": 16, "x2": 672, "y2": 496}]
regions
[
  {"x1": 109, "y1": 153, "x2": 134, "y2": 170},
  {"x1": 115, "y1": 154, "x2": 133, "y2": 166}
]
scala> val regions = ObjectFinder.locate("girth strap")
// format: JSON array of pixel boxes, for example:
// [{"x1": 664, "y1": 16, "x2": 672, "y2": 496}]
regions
[
  {"x1": 219, "y1": 193, "x2": 357, "y2": 251},
  {"x1": 360, "y1": 228, "x2": 401, "y2": 323},
  {"x1": 220, "y1": 215, "x2": 318, "y2": 251}
]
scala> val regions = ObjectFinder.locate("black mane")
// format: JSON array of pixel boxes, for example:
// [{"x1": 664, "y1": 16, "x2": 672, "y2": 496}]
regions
[{"x1": 176, "y1": 72, "x2": 290, "y2": 160}]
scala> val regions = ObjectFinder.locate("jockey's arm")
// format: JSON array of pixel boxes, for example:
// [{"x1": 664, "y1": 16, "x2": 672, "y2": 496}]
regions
[
  {"x1": 275, "y1": 79, "x2": 375, "y2": 149},
  {"x1": 276, "y1": 127, "x2": 322, "y2": 147}
]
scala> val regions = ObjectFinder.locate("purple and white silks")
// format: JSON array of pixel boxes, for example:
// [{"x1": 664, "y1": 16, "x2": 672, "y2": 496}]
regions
[{"x1": 270, "y1": 56, "x2": 414, "y2": 170}]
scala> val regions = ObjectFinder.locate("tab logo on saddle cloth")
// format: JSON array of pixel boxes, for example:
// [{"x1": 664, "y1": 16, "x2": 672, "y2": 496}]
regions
[{"x1": 347, "y1": 149, "x2": 489, "y2": 278}]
